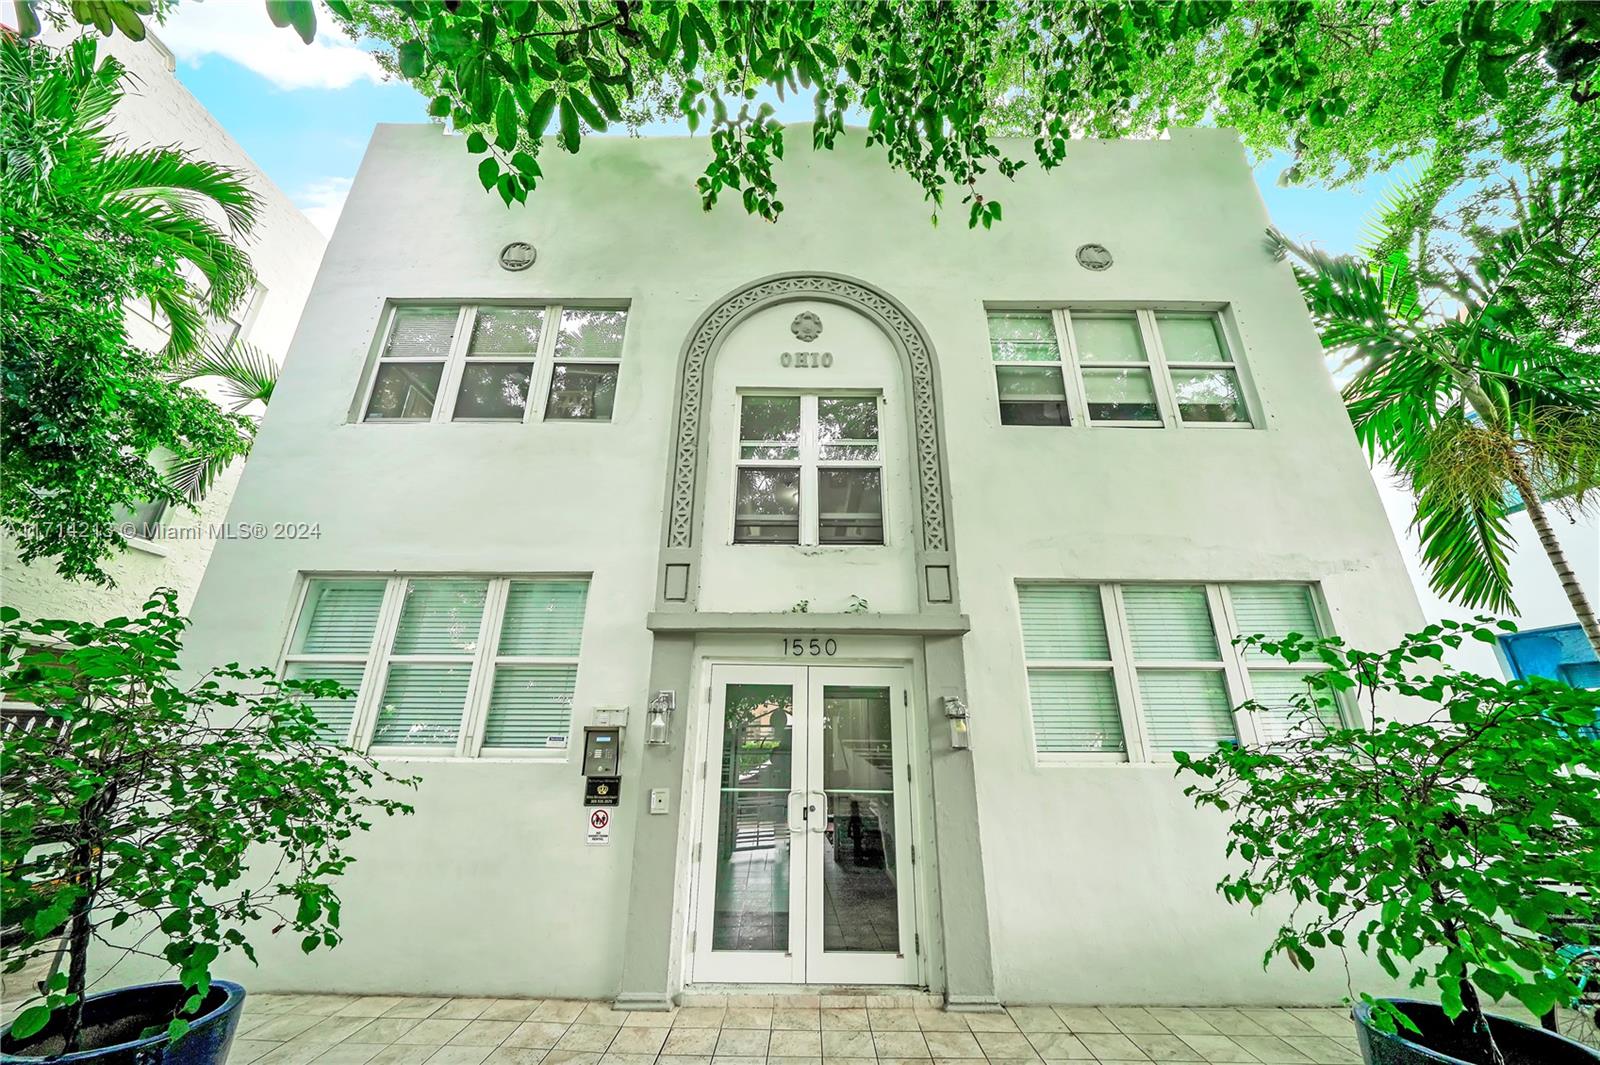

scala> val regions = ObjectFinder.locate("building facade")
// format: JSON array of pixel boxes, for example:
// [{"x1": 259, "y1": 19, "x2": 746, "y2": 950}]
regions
[
  {"x1": 181, "y1": 124, "x2": 1424, "y2": 1006},
  {"x1": 0, "y1": 28, "x2": 326, "y2": 624}
]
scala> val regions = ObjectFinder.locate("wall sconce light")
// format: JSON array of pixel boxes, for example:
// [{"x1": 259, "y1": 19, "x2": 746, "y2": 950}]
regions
[
  {"x1": 646, "y1": 690, "x2": 676, "y2": 746},
  {"x1": 943, "y1": 695, "x2": 971, "y2": 750}
]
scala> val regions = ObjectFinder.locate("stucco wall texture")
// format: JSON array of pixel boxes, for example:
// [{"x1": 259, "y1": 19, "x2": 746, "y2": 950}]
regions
[
  {"x1": 0, "y1": 29, "x2": 326, "y2": 624},
  {"x1": 168, "y1": 123, "x2": 1422, "y2": 1004}
]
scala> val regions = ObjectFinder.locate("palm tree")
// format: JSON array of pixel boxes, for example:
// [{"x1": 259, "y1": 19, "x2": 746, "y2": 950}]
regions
[
  {"x1": 2, "y1": 31, "x2": 269, "y2": 580},
  {"x1": 1273, "y1": 170, "x2": 1600, "y2": 656},
  {"x1": 166, "y1": 337, "x2": 280, "y2": 502},
  {"x1": 2, "y1": 33, "x2": 260, "y2": 360}
]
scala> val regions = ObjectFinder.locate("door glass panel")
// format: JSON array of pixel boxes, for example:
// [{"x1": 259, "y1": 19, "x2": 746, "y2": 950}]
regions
[
  {"x1": 818, "y1": 685, "x2": 899, "y2": 954},
  {"x1": 712, "y1": 683, "x2": 796, "y2": 952}
]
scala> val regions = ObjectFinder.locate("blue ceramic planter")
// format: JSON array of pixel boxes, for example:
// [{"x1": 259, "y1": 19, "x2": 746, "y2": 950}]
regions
[
  {"x1": 1353, "y1": 997, "x2": 1599, "y2": 1065},
  {"x1": 0, "y1": 981, "x2": 244, "y2": 1065}
]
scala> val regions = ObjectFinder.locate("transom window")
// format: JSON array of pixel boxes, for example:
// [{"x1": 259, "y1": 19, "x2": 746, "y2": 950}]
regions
[
  {"x1": 1016, "y1": 581, "x2": 1340, "y2": 763},
  {"x1": 734, "y1": 393, "x2": 884, "y2": 546},
  {"x1": 280, "y1": 575, "x2": 589, "y2": 757},
  {"x1": 361, "y1": 304, "x2": 627, "y2": 423},
  {"x1": 986, "y1": 308, "x2": 1252, "y2": 428}
]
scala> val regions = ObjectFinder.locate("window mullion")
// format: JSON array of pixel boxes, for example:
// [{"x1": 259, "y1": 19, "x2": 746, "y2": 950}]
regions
[
  {"x1": 460, "y1": 579, "x2": 508, "y2": 758},
  {"x1": 353, "y1": 578, "x2": 408, "y2": 751},
  {"x1": 1138, "y1": 309, "x2": 1181, "y2": 429},
  {"x1": 801, "y1": 394, "x2": 819, "y2": 545},
  {"x1": 433, "y1": 306, "x2": 475, "y2": 424},
  {"x1": 532, "y1": 303, "x2": 563, "y2": 421},
  {"x1": 1104, "y1": 584, "x2": 1147, "y2": 762},
  {"x1": 1055, "y1": 309, "x2": 1089, "y2": 427},
  {"x1": 1209, "y1": 584, "x2": 1259, "y2": 746}
]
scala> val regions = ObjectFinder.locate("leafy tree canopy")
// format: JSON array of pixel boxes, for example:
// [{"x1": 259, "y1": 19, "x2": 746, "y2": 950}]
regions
[
  {"x1": 32, "y1": 1, "x2": 1599, "y2": 232},
  {"x1": 1175, "y1": 620, "x2": 1600, "y2": 1064},
  {"x1": 1, "y1": 34, "x2": 264, "y2": 584}
]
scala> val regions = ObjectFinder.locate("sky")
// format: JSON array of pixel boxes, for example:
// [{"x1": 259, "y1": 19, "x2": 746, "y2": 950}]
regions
[{"x1": 105, "y1": 2, "x2": 1404, "y2": 249}]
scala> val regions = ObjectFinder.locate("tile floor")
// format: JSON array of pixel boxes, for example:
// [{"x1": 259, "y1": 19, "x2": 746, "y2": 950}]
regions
[{"x1": 227, "y1": 995, "x2": 1369, "y2": 1065}]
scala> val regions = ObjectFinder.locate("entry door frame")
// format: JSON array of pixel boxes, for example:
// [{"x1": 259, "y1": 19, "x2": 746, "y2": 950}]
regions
[{"x1": 688, "y1": 661, "x2": 920, "y2": 986}]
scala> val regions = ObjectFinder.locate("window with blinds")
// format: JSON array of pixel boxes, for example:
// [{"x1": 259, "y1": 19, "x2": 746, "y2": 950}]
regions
[
  {"x1": 1016, "y1": 585, "x2": 1124, "y2": 757},
  {"x1": 1016, "y1": 581, "x2": 1341, "y2": 763},
  {"x1": 281, "y1": 575, "x2": 590, "y2": 757}
]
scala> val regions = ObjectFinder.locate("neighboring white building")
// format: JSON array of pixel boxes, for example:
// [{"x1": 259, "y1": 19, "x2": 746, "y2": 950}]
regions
[
  {"x1": 0, "y1": 28, "x2": 326, "y2": 623},
  {"x1": 1374, "y1": 469, "x2": 1600, "y2": 685},
  {"x1": 181, "y1": 123, "x2": 1425, "y2": 1006}
]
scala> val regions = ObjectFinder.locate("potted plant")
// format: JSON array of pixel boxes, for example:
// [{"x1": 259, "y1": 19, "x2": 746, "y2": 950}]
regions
[
  {"x1": 0, "y1": 591, "x2": 416, "y2": 1064},
  {"x1": 1173, "y1": 619, "x2": 1600, "y2": 1065}
]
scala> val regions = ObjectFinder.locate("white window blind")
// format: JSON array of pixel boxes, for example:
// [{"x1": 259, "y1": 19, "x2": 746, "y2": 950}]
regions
[
  {"x1": 1015, "y1": 581, "x2": 1340, "y2": 763},
  {"x1": 281, "y1": 575, "x2": 590, "y2": 758},
  {"x1": 1017, "y1": 585, "x2": 1124, "y2": 756},
  {"x1": 482, "y1": 580, "x2": 588, "y2": 750},
  {"x1": 280, "y1": 578, "x2": 387, "y2": 743},
  {"x1": 1228, "y1": 583, "x2": 1340, "y2": 740}
]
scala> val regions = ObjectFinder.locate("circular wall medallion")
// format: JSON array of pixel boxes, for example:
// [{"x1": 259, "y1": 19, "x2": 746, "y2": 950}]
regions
[
  {"x1": 790, "y1": 311, "x2": 823, "y2": 342},
  {"x1": 1075, "y1": 243, "x2": 1113, "y2": 271},
  {"x1": 499, "y1": 241, "x2": 537, "y2": 271}
]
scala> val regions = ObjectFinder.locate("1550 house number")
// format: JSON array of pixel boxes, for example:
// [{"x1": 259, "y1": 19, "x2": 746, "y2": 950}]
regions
[{"x1": 782, "y1": 636, "x2": 838, "y2": 656}]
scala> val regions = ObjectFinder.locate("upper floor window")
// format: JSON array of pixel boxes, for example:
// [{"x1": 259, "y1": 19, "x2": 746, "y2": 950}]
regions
[
  {"x1": 986, "y1": 308, "x2": 1252, "y2": 428},
  {"x1": 734, "y1": 393, "x2": 884, "y2": 546},
  {"x1": 361, "y1": 304, "x2": 627, "y2": 423},
  {"x1": 1016, "y1": 581, "x2": 1340, "y2": 763},
  {"x1": 281, "y1": 575, "x2": 590, "y2": 757}
]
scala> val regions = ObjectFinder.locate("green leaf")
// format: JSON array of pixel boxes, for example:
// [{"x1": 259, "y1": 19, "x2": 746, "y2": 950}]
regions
[
  {"x1": 466, "y1": 130, "x2": 488, "y2": 154},
  {"x1": 526, "y1": 89, "x2": 558, "y2": 138},
  {"x1": 1440, "y1": 48, "x2": 1467, "y2": 99},
  {"x1": 568, "y1": 90, "x2": 607, "y2": 132},
  {"x1": 264, "y1": 0, "x2": 316, "y2": 45},
  {"x1": 397, "y1": 40, "x2": 425, "y2": 79},
  {"x1": 9, "y1": 1006, "x2": 52, "y2": 1040},
  {"x1": 477, "y1": 157, "x2": 499, "y2": 191},
  {"x1": 167, "y1": 1017, "x2": 192, "y2": 1043},
  {"x1": 427, "y1": 95, "x2": 452, "y2": 118},
  {"x1": 558, "y1": 97, "x2": 581, "y2": 153},
  {"x1": 494, "y1": 90, "x2": 518, "y2": 150}
]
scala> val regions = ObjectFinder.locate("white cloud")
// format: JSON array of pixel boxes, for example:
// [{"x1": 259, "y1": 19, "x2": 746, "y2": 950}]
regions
[
  {"x1": 159, "y1": 0, "x2": 384, "y2": 91},
  {"x1": 296, "y1": 176, "x2": 353, "y2": 236}
]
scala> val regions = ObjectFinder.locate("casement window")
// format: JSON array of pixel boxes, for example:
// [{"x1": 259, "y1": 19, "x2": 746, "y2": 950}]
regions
[
  {"x1": 734, "y1": 392, "x2": 884, "y2": 546},
  {"x1": 986, "y1": 308, "x2": 1252, "y2": 428},
  {"x1": 1016, "y1": 581, "x2": 1341, "y2": 763},
  {"x1": 360, "y1": 304, "x2": 627, "y2": 424},
  {"x1": 280, "y1": 575, "x2": 589, "y2": 757}
]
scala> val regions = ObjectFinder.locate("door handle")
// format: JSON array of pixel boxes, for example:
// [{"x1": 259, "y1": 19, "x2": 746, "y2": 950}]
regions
[
  {"x1": 786, "y1": 790, "x2": 805, "y2": 834},
  {"x1": 809, "y1": 790, "x2": 827, "y2": 833}
]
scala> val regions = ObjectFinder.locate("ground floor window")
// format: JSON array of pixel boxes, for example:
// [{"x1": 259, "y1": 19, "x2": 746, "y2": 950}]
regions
[
  {"x1": 279, "y1": 574, "x2": 589, "y2": 757},
  {"x1": 1016, "y1": 580, "x2": 1341, "y2": 763}
]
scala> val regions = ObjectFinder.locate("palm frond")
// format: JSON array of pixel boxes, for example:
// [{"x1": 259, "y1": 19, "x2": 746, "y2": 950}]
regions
[
  {"x1": 85, "y1": 146, "x2": 260, "y2": 235},
  {"x1": 168, "y1": 338, "x2": 279, "y2": 411},
  {"x1": 163, "y1": 452, "x2": 230, "y2": 506},
  {"x1": 1399, "y1": 416, "x2": 1519, "y2": 613}
]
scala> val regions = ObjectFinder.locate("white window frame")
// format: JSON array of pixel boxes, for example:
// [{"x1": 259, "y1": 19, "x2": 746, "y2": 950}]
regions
[
  {"x1": 278, "y1": 574, "x2": 588, "y2": 760},
  {"x1": 356, "y1": 303, "x2": 627, "y2": 425},
  {"x1": 732, "y1": 390, "x2": 887, "y2": 547},
  {"x1": 1017, "y1": 580, "x2": 1342, "y2": 765},
  {"x1": 986, "y1": 306, "x2": 1257, "y2": 429}
]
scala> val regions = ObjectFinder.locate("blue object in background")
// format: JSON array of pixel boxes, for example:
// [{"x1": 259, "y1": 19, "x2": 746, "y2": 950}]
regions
[
  {"x1": 1500, "y1": 624, "x2": 1600, "y2": 687},
  {"x1": 1500, "y1": 624, "x2": 1600, "y2": 739}
]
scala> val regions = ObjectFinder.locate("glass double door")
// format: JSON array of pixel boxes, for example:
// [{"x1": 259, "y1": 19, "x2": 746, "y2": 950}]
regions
[{"x1": 693, "y1": 664, "x2": 917, "y2": 985}]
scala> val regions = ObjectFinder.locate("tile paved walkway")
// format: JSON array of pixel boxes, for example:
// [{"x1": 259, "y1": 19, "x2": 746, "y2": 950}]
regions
[{"x1": 229, "y1": 996, "x2": 1367, "y2": 1065}]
